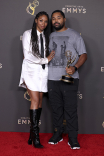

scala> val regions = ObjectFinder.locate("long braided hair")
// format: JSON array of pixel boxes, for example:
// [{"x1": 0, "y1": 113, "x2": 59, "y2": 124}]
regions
[{"x1": 31, "y1": 11, "x2": 49, "y2": 57}]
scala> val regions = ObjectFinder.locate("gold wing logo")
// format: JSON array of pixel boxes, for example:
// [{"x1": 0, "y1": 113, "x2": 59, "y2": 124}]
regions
[
  {"x1": 26, "y1": 0, "x2": 39, "y2": 16},
  {"x1": 24, "y1": 91, "x2": 31, "y2": 101}
]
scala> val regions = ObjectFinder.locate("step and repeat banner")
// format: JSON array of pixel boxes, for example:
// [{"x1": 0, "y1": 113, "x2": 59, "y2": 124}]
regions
[{"x1": 0, "y1": 0, "x2": 104, "y2": 134}]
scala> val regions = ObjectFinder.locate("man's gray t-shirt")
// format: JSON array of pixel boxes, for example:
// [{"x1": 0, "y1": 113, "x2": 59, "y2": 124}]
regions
[{"x1": 48, "y1": 28, "x2": 87, "y2": 80}]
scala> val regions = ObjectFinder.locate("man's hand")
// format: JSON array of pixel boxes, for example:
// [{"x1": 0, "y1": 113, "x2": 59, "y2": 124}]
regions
[
  {"x1": 66, "y1": 53, "x2": 87, "y2": 75},
  {"x1": 66, "y1": 66, "x2": 75, "y2": 75}
]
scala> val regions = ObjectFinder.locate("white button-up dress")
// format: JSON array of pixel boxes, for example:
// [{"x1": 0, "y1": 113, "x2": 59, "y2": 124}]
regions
[{"x1": 19, "y1": 29, "x2": 48, "y2": 92}]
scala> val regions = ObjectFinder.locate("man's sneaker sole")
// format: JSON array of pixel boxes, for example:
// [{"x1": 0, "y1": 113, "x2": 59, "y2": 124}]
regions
[
  {"x1": 48, "y1": 138, "x2": 63, "y2": 145},
  {"x1": 68, "y1": 142, "x2": 80, "y2": 149}
]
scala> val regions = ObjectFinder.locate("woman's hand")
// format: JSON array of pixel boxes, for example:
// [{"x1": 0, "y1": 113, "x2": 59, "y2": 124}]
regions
[{"x1": 47, "y1": 50, "x2": 55, "y2": 62}]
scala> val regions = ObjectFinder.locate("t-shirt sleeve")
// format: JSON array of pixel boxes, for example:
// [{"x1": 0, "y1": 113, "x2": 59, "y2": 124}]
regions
[
  {"x1": 75, "y1": 35, "x2": 87, "y2": 55},
  {"x1": 49, "y1": 35, "x2": 53, "y2": 54}
]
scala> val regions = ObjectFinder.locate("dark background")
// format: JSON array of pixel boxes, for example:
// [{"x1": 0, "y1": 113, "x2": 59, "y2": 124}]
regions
[{"x1": 0, "y1": 0, "x2": 104, "y2": 134}]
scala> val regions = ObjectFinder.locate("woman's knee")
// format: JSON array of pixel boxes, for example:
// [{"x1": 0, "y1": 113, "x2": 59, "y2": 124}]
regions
[
  {"x1": 30, "y1": 97, "x2": 39, "y2": 109},
  {"x1": 31, "y1": 97, "x2": 39, "y2": 104}
]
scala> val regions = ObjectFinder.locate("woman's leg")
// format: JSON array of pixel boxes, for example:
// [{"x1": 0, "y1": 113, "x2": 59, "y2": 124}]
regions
[
  {"x1": 27, "y1": 90, "x2": 44, "y2": 126},
  {"x1": 27, "y1": 89, "x2": 43, "y2": 148},
  {"x1": 38, "y1": 92, "x2": 43, "y2": 125},
  {"x1": 39, "y1": 92, "x2": 43, "y2": 108},
  {"x1": 28, "y1": 91, "x2": 43, "y2": 126},
  {"x1": 27, "y1": 89, "x2": 40, "y2": 109}
]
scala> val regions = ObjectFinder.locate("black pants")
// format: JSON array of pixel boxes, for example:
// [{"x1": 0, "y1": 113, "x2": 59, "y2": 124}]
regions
[{"x1": 48, "y1": 79, "x2": 79, "y2": 138}]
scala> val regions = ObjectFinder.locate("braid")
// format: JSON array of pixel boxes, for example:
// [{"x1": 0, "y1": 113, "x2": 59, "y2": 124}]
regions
[{"x1": 31, "y1": 11, "x2": 50, "y2": 57}]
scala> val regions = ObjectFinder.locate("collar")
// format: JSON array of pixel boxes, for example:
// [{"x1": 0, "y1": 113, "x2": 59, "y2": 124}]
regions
[{"x1": 37, "y1": 29, "x2": 44, "y2": 36}]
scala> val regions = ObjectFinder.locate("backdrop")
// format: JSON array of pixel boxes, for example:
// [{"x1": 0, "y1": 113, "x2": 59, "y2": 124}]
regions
[{"x1": 0, "y1": 0, "x2": 104, "y2": 134}]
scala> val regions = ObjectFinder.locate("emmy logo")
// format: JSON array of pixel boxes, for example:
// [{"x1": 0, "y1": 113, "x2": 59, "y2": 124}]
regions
[
  {"x1": 26, "y1": 0, "x2": 39, "y2": 16},
  {"x1": 62, "y1": 5, "x2": 86, "y2": 14},
  {"x1": 18, "y1": 117, "x2": 41, "y2": 125},
  {"x1": 61, "y1": 50, "x2": 77, "y2": 83},
  {"x1": 0, "y1": 63, "x2": 2, "y2": 69},
  {"x1": 24, "y1": 91, "x2": 31, "y2": 101}
]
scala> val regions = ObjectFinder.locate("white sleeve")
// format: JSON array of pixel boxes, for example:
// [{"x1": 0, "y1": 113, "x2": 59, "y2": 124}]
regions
[{"x1": 22, "y1": 31, "x2": 48, "y2": 64}]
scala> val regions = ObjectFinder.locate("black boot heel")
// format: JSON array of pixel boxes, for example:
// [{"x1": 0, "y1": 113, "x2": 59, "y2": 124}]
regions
[
  {"x1": 28, "y1": 137, "x2": 32, "y2": 145},
  {"x1": 32, "y1": 141, "x2": 33, "y2": 147},
  {"x1": 32, "y1": 138, "x2": 43, "y2": 148}
]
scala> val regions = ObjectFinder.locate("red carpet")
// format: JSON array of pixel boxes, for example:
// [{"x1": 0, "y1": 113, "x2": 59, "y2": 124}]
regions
[{"x1": 0, "y1": 132, "x2": 104, "y2": 156}]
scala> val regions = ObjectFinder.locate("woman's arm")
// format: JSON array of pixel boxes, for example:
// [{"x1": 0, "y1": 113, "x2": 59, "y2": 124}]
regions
[{"x1": 22, "y1": 31, "x2": 54, "y2": 64}]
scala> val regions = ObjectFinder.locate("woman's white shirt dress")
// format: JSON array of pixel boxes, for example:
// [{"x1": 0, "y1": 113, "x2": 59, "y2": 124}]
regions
[{"x1": 19, "y1": 29, "x2": 48, "y2": 92}]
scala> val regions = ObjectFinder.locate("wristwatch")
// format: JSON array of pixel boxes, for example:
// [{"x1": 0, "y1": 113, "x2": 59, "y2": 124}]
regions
[{"x1": 73, "y1": 66, "x2": 78, "y2": 71}]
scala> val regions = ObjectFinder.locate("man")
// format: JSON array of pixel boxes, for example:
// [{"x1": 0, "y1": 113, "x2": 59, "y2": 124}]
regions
[{"x1": 48, "y1": 10, "x2": 87, "y2": 149}]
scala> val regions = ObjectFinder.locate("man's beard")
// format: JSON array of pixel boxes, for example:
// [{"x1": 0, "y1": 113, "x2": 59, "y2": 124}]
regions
[{"x1": 53, "y1": 22, "x2": 64, "y2": 31}]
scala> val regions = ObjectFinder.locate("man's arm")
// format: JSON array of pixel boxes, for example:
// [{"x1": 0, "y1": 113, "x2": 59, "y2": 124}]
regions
[{"x1": 66, "y1": 53, "x2": 87, "y2": 75}]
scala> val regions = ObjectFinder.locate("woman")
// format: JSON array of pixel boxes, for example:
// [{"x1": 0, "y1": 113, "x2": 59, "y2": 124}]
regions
[{"x1": 19, "y1": 11, "x2": 55, "y2": 148}]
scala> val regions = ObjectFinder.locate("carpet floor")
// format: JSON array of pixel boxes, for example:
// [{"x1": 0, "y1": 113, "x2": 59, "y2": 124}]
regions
[{"x1": 0, "y1": 132, "x2": 104, "y2": 156}]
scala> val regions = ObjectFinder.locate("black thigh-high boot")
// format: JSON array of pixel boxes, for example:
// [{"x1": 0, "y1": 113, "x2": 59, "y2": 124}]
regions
[
  {"x1": 28, "y1": 108, "x2": 42, "y2": 145},
  {"x1": 29, "y1": 109, "x2": 43, "y2": 148}
]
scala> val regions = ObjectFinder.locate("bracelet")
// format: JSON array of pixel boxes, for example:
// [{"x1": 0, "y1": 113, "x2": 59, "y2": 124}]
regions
[{"x1": 73, "y1": 66, "x2": 78, "y2": 71}]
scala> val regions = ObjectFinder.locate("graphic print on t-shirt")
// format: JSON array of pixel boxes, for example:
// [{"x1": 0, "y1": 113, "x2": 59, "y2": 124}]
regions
[{"x1": 49, "y1": 36, "x2": 69, "y2": 68}]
